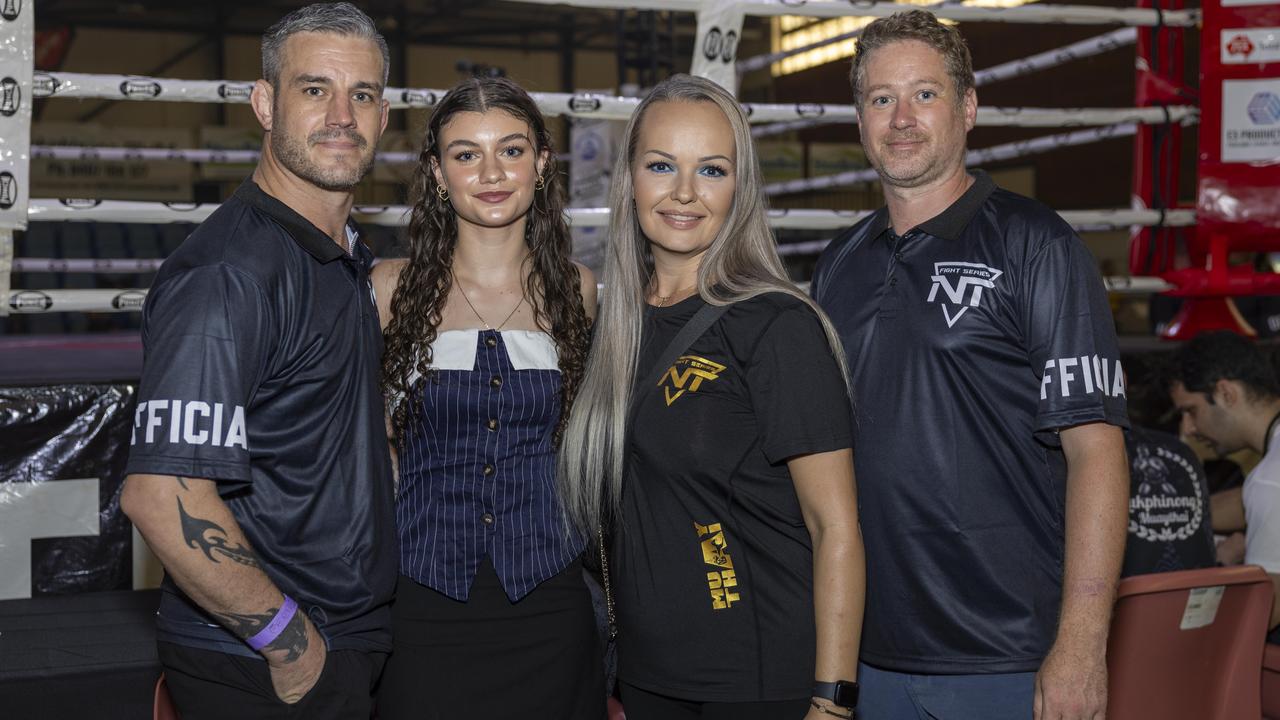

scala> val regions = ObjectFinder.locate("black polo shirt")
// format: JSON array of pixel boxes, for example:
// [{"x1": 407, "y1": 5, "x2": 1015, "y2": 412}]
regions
[
  {"x1": 812, "y1": 171, "x2": 1128, "y2": 674},
  {"x1": 125, "y1": 179, "x2": 396, "y2": 656}
]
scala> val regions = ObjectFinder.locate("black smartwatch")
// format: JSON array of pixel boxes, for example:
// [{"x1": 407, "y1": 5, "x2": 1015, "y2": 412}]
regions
[{"x1": 813, "y1": 679, "x2": 859, "y2": 708}]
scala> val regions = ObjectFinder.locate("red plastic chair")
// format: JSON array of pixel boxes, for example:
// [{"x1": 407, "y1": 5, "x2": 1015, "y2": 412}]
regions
[
  {"x1": 1263, "y1": 643, "x2": 1280, "y2": 720},
  {"x1": 1107, "y1": 565, "x2": 1273, "y2": 720},
  {"x1": 154, "y1": 673, "x2": 180, "y2": 720}
]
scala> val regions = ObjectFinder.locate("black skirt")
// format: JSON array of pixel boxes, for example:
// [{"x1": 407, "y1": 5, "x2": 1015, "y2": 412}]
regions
[{"x1": 376, "y1": 555, "x2": 605, "y2": 720}]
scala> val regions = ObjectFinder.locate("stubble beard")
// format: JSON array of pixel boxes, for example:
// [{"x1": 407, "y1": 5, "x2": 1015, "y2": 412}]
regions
[{"x1": 271, "y1": 126, "x2": 376, "y2": 193}]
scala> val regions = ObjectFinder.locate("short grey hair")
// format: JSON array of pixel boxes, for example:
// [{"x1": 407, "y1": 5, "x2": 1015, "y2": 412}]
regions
[{"x1": 262, "y1": 2, "x2": 390, "y2": 88}]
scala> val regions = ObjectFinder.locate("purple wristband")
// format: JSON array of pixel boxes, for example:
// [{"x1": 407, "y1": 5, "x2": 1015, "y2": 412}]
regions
[{"x1": 246, "y1": 595, "x2": 299, "y2": 652}]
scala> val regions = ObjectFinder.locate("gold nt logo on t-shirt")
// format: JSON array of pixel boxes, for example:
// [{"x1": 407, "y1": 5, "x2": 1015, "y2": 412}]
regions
[{"x1": 658, "y1": 355, "x2": 726, "y2": 406}]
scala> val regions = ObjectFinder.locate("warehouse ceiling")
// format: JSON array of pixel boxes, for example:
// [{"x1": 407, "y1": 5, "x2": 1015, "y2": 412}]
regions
[{"x1": 32, "y1": 0, "x2": 699, "y2": 55}]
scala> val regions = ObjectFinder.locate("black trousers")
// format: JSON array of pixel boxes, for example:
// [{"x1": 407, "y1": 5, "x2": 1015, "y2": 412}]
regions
[
  {"x1": 377, "y1": 556, "x2": 605, "y2": 720},
  {"x1": 158, "y1": 642, "x2": 386, "y2": 720},
  {"x1": 619, "y1": 681, "x2": 811, "y2": 720}
]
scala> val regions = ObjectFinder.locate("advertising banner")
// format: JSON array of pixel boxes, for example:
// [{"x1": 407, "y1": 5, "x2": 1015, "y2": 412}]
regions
[
  {"x1": 1221, "y1": 78, "x2": 1280, "y2": 160},
  {"x1": 0, "y1": 384, "x2": 138, "y2": 599}
]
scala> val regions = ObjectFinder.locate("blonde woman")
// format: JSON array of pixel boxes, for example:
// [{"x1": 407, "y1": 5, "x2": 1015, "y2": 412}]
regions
[{"x1": 559, "y1": 74, "x2": 866, "y2": 720}]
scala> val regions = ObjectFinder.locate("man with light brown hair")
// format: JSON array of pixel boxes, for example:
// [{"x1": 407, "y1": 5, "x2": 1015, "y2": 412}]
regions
[{"x1": 813, "y1": 9, "x2": 1130, "y2": 719}]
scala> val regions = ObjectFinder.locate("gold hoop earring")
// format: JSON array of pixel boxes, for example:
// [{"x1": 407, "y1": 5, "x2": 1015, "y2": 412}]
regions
[
  {"x1": 535, "y1": 175, "x2": 545, "y2": 191},
  {"x1": 435, "y1": 184, "x2": 449, "y2": 202}
]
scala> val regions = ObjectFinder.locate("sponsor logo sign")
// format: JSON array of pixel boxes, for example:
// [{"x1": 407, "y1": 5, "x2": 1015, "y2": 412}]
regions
[
  {"x1": 1222, "y1": 28, "x2": 1280, "y2": 64},
  {"x1": 1, "y1": 77, "x2": 19, "y2": 117},
  {"x1": 1, "y1": 0, "x2": 20, "y2": 22},
  {"x1": 400, "y1": 89, "x2": 436, "y2": 107},
  {"x1": 10, "y1": 290, "x2": 52, "y2": 312},
  {"x1": 111, "y1": 290, "x2": 147, "y2": 310},
  {"x1": 59, "y1": 198, "x2": 103, "y2": 209},
  {"x1": 1222, "y1": 79, "x2": 1280, "y2": 162},
  {"x1": 701, "y1": 27, "x2": 739, "y2": 63},
  {"x1": 217, "y1": 83, "x2": 253, "y2": 101},
  {"x1": 119, "y1": 79, "x2": 162, "y2": 98},
  {"x1": 31, "y1": 72, "x2": 60, "y2": 98},
  {"x1": 0, "y1": 172, "x2": 17, "y2": 209},
  {"x1": 568, "y1": 95, "x2": 602, "y2": 114},
  {"x1": 795, "y1": 103, "x2": 825, "y2": 118}
]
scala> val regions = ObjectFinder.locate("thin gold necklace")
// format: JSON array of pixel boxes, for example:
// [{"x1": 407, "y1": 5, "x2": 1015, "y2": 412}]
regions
[
  {"x1": 453, "y1": 269, "x2": 524, "y2": 331},
  {"x1": 650, "y1": 283, "x2": 697, "y2": 308}
]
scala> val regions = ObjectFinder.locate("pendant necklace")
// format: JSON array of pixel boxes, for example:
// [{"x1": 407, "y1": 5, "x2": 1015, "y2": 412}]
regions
[{"x1": 453, "y1": 270, "x2": 524, "y2": 331}]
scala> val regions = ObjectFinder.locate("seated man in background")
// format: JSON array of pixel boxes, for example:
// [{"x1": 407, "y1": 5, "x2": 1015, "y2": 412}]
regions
[{"x1": 1168, "y1": 331, "x2": 1280, "y2": 640}]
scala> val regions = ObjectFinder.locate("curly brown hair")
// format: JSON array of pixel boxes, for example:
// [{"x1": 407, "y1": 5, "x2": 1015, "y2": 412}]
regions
[{"x1": 381, "y1": 76, "x2": 591, "y2": 446}]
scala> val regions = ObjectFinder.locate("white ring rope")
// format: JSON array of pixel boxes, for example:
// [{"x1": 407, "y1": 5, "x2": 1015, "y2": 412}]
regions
[
  {"x1": 12, "y1": 258, "x2": 166, "y2": 274},
  {"x1": 514, "y1": 1, "x2": 1198, "y2": 27},
  {"x1": 736, "y1": 0, "x2": 958, "y2": 73},
  {"x1": 4, "y1": 274, "x2": 1175, "y2": 314},
  {"x1": 30, "y1": 145, "x2": 421, "y2": 165},
  {"x1": 32, "y1": 71, "x2": 1196, "y2": 127},
  {"x1": 22, "y1": 199, "x2": 1194, "y2": 231},
  {"x1": 29, "y1": 145, "x2": 569, "y2": 166},
  {"x1": 765, "y1": 122, "x2": 1138, "y2": 196},
  {"x1": 751, "y1": 27, "x2": 1140, "y2": 138},
  {"x1": 7, "y1": 288, "x2": 147, "y2": 313},
  {"x1": 974, "y1": 27, "x2": 1137, "y2": 87},
  {"x1": 739, "y1": 14, "x2": 1136, "y2": 77}
]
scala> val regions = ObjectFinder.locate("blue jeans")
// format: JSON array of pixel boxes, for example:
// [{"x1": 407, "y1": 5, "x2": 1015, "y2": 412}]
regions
[{"x1": 858, "y1": 662, "x2": 1035, "y2": 720}]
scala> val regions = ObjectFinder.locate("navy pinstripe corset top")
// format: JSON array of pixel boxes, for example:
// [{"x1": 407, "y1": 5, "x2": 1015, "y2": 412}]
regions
[{"x1": 397, "y1": 328, "x2": 583, "y2": 601}]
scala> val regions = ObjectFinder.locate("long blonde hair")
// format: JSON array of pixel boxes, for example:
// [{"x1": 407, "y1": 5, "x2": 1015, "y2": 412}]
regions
[{"x1": 557, "y1": 74, "x2": 850, "y2": 535}]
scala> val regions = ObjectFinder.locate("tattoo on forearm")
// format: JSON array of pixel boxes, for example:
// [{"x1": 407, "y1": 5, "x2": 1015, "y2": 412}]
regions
[
  {"x1": 176, "y1": 497, "x2": 263, "y2": 569},
  {"x1": 213, "y1": 605, "x2": 309, "y2": 661}
]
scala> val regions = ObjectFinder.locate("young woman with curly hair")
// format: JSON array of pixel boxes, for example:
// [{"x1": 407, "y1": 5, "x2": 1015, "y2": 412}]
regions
[{"x1": 372, "y1": 76, "x2": 600, "y2": 719}]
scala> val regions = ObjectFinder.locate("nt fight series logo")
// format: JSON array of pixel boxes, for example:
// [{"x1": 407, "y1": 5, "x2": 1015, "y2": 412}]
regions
[{"x1": 926, "y1": 261, "x2": 1003, "y2": 327}]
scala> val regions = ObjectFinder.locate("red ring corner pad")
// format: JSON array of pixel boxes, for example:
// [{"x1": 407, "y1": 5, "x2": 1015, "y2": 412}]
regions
[{"x1": 1132, "y1": 0, "x2": 1280, "y2": 340}]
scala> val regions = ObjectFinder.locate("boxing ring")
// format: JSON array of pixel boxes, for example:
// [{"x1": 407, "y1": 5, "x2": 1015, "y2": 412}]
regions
[{"x1": 0, "y1": 0, "x2": 1276, "y2": 717}]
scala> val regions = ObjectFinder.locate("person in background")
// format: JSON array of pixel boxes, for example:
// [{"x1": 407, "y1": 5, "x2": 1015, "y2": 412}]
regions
[{"x1": 1168, "y1": 330, "x2": 1280, "y2": 640}]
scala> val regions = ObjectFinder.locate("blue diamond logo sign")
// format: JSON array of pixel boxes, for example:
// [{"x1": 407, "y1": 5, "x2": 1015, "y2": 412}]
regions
[{"x1": 1247, "y1": 92, "x2": 1280, "y2": 125}]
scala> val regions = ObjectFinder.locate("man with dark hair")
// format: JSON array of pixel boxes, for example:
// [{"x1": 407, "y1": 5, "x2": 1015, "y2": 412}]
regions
[
  {"x1": 812, "y1": 9, "x2": 1129, "y2": 719},
  {"x1": 1168, "y1": 330, "x2": 1280, "y2": 637},
  {"x1": 121, "y1": 3, "x2": 394, "y2": 717}
]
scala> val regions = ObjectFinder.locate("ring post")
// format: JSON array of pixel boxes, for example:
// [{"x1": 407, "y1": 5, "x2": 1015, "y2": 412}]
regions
[{"x1": 0, "y1": 0, "x2": 34, "y2": 316}]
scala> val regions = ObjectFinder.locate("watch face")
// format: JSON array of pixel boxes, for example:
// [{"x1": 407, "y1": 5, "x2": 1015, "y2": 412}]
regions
[{"x1": 833, "y1": 681, "x2": 860, "y2": 708}]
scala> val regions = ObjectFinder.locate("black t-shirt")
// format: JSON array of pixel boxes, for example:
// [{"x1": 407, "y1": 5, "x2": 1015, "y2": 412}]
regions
[
  {"x1": 615, "y1": 292, "x2": 853, "y2": 702},
  {"x1": 1123, "y1": 426, "x2": 1216, "y2": 577},
  {"x1": 125, "y1": 180, "x2": 397, "y2": 656},
  {"x1": 812, "y1": 171, "x2": 1129, "y2": 674}
]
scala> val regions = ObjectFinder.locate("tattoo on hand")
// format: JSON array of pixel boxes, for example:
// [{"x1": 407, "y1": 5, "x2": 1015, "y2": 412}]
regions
[
  {"x1": 176, "y1": 497, "x2": 263, "y2": 569},
  {"x1": 213, "y1": 605, "x2": 309, "y2": 661}
]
